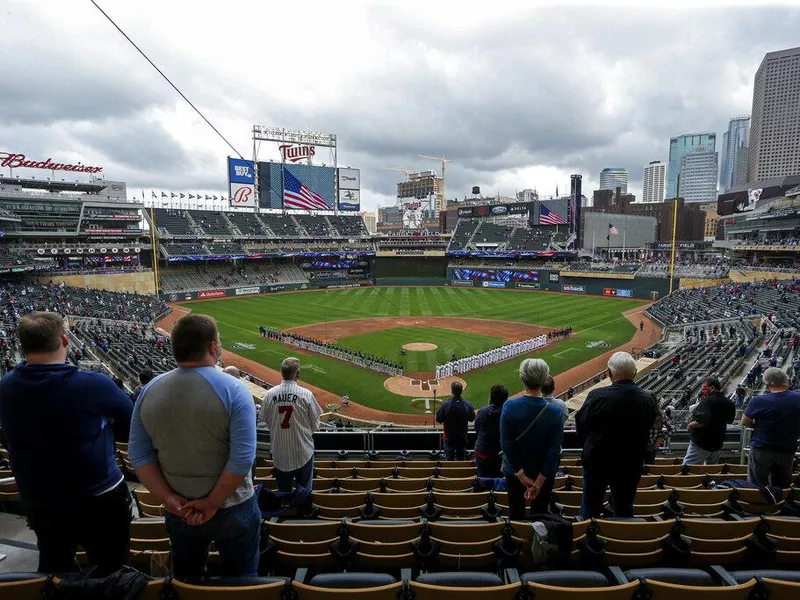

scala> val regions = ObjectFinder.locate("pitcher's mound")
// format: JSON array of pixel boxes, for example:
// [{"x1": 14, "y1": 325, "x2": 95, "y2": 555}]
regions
[
  {"x1": 384, "y1": 375, "x2": 466, "y2": 397},
  {"x1": 403, "y1": 342, "x2": 438, "y2": 351}
]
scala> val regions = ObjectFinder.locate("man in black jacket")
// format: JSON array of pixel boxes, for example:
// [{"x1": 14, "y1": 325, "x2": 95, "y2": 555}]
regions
[
  {"x1": 684, "y1": 377, "x2": 736, "y2": 465},
  {"x1": 436, "y1": 381, "x2": 475, "y2": 460},
  {"x1": 576, "y1": 351, "x2": 656, "y2": 519}
]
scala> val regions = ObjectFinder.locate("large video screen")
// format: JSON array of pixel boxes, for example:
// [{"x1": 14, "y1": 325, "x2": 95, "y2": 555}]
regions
[
  {"x1": 452, "y1": 268, "x2": 539, "y2": 283},
  {"x1": 257, "y1": 162, "x2": 335, "y2": 210}
]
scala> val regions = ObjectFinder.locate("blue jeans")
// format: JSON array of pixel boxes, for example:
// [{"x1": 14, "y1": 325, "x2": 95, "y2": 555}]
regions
[
  {"x1": 274, "y1": 457, "x2": 314, "y2": 492},
  {"x1": 164, "y1": 493, "x2": 261, "y2": 582},
  {"x1": 444, "y1": 441, "x2": 466, "y2": 461},
  {"x1": 683, "y1": 441, "x2": 720, "y2": 465}
]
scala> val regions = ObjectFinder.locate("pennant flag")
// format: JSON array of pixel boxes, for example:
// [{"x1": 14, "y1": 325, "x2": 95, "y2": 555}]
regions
[
  {"x1": 283, "y1": 170, "x2": 329, "y2": 210},
  {"x1": 180, "y1": 193, "x2": 185, "y2": 198},
  {"x1": 161, "y1": 192, "x2": 167, "y2": 198},
  {"x1": 151, "y1": 191, "x2": 156, "y2": 198},
  {"x1": 171, "y1": 192, "x2": 177, "y2": 198},
  {"x1": 608, "y1": 223, "x2": 619, "y2": 235},
  {"x1": 540, "y1": 205, "x2": 565, "y2": 225},
  {"x1": 213, "y1": 195, "x2": 218, "y2": 201}
]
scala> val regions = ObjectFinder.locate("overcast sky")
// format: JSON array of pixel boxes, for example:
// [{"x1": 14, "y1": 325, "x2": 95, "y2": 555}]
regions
[{"x1": 1, "y1": 1, "x2": 799, "y2": 211}]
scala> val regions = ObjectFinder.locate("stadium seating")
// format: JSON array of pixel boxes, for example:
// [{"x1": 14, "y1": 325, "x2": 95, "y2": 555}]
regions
[
  {"x1": 506, "y1": 226, "x2": 553, "y2": 251},
  {"x1": 259, "y1": 213, "x2": 304, "y2": 237},
  {"x1": 227, "y1": 212, "x2": 270, "y2": 236},
  {"x1": 158, "y1": 264, "x2": 308, "y2": 293},
  {"x1": 153, "y1": 209, "x2": 195, "y2": 236},
  {"x1": 163, "y1": 243, "x2": 208, "y2": 256},
  {"x1": 294, "y1": 214, "x2": 332, "y2": 237},
  {"x1": 191, "y1": 211, "x2": 236, "y2": 236},
  {"x1": 328, "y1": 215, "x2": 369, "y2": 237}
]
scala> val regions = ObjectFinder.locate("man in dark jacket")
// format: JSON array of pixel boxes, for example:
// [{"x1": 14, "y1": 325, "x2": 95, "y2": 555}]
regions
[
  {"x1": 0, "y1": 312, "x2": 134, "y2": 574},
  {"x1": 436, "y1": 381, "x2": 475, "y2": 460},
  {"x1": 684, "y1": 376, "x2": 735, "y2": 465},
  {"x1": 576, "y1": 351, "x2": 656, "y2": 519},
  {"x1": 473, "y1": 384, "x2": 508, "y2": 477}
]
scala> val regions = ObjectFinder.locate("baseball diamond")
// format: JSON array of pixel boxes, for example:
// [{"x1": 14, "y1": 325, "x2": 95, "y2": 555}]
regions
[{"x1": 168, "y1": 286, "x2": 652, "y2": 419}]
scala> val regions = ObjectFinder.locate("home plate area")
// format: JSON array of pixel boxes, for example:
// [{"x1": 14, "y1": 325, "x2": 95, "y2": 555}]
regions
[{"x1": 383, "y1": 374, "x2": 467, "y2": 403}]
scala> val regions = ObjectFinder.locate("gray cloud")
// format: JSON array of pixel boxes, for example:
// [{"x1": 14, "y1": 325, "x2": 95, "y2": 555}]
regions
[{"x1": 2, "y1": 3, "x2": 799, "y2": 208}]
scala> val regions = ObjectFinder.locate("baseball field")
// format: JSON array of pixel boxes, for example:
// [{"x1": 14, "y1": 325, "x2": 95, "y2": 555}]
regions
[{"x1": 175, "y1": 286, "x2": 650, "y2": 416}]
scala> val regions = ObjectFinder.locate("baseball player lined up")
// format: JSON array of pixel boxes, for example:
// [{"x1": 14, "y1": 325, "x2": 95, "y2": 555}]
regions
[
  {"x1": 258, "y1": 357, "x2": 322, "y2": 492},
  {"x1": 435, "y1": 335, "x2": 551, "y2": 379}
]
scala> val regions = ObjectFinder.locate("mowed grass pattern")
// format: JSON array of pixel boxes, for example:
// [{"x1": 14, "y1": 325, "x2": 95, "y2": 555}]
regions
[
  {"x1": 182, "y1": 287, "x2": 647, "y2": 414},
  {"x1": 337, "y1": 326, "x2": 506, "y2": 374}
]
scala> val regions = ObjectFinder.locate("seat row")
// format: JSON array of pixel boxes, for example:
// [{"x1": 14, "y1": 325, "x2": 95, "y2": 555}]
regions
[{"x1": 6, "y1": 564, "x2": 800, "y2": 600}]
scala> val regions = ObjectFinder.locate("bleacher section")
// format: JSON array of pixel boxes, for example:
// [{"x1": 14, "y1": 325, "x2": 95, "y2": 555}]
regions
[
  {"x1": 191, "y1": 211, "x2": 234, "y2": 236},
  {"x1": 259, "y1": 213, "x2": 302, "y2": 237},
  {"x1": 153, "y1": 209, "x2": 194, "y2": 236},
  {"x1": 294, "y1": 214, "x2": 331, "y2": 237},
  {"x1": 506, "y1": 226, "x2": 552, "y2": 251},
  {"x1": 163, "y1": 243, "x2": 208, "y2": 256},
  {"x1": 472, "y1": 222, "x2": 513, "y2": 248},
  {"x1": 158, "y1": 264, "x2": 308, "y2": 293},
  {"x1": 227, "y1": 211, "x2": 268, "y2": 236},
  {"x1": 329, "y1": 215, "x2": 369, "y2": 237},
  {"x1": 448, "y1": 220, "x2": 476, "y2": 250},
  {"x1": 207, "y1": 242, "x2": 244, "y2": 254},
  {"x1": 647, "y1": 280, "x2": 800, "y2": 328}
]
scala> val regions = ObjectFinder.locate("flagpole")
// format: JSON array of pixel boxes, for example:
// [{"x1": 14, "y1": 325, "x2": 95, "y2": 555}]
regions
[
  {"x1": 623, "y1": 228, "x2": 626, "y2": 262},
  {"x1": 592, "y1": 231, "x2": 595, "y2": 258}
]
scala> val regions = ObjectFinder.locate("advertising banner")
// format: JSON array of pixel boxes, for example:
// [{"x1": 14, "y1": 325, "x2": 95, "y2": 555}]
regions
[
  {"x1": 515, "y1": 282, "x2": 540, "y2": 289},
  {"x1": 481, "y1": 281, "x2": 507, "y2": 288},
  {"x1": 235, "y1": 286, "x2": 261, "y2": 296},
  {"x1": 198, "y1": 289, "x2": 226, "y2": 299},
  {"x1": 457, "y1": 207, "x2": 474, "y2": 217},
  {"x1": 228, "y1": 157, "x2": 256, "y2": 208},
  {"x1": 549, "y1": 273, "x2": 560, "y2": 283},
  {"x1": 337, "y1": 168, "x2": 360, "y2": 190},
  {"x1": 562, "y1": 284, "x2": 586, "y2": 294},
  {"x1": 452, "y1": 280, "x2": 474, "y2": 287},
  {"x1": 338, "y1": 189, "x2": 360, "y2": 211},
  {"x1": 616, "y1": 289, "x2": 633, "y2": 297}
]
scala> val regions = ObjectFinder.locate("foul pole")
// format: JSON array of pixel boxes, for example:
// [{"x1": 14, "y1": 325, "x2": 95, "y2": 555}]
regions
[
  {"x1": 668, "y1": 198, "x2": 679, "y2": 295},
  {"x1": 149, "y1": 204, "x2": 160, "y2": 296}
]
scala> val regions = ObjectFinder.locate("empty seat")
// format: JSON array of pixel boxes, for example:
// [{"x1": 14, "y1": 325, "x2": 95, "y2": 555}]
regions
[
  {"x1": 624, "y1": 569, "x2": 716, "y2": 586},
  {"x1": 521, "y1": 571, "x2": 611, "y2": 587},
  {"x1": 308, "y1": 573, "x2": 397, "y2": 588}
]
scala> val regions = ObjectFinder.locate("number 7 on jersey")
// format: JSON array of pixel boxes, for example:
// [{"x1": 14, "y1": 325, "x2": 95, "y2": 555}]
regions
[{"x1": 278, "y1": 405, "x2": 294, "y2": 428}]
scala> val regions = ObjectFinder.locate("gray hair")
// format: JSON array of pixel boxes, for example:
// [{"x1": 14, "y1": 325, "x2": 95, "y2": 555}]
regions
[
  {"x1": 763, "y1": 367, "x2": 789, "y2": 388},
  {"x1": 281, "y1": 357, "x2": 301, "y2": 380},
  {"x1": 223, "y1": 365, "x2": 240, "y2": 378},
  {"x1": 607, "y1": 351, "x2": 637, "y2": 379},
  {"x1": 520, "y1": 358, "x2": 550, "y2": 390}
]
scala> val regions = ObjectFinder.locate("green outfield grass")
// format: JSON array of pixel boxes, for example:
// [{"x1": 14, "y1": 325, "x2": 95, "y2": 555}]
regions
[{"x1": 180, "y1": 287, "x2": 647, "y2": 413}]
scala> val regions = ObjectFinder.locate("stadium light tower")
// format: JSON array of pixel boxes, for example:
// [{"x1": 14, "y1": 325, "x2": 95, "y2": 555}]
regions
[{"x1": 418, "y1": 154, "x2": 453, "y2": 213}]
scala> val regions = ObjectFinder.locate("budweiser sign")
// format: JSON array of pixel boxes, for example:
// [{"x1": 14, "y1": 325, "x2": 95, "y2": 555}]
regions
[
  {"x1": 0, "y1": 152, "x2": 103, "y2": 174},
  {"x1": 278, "y1": 144, "x2": 315, "y2": 163}
]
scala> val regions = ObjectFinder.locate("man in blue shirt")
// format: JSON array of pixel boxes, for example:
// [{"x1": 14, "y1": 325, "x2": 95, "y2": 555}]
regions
[
  {"x1": 500, "y1": 359, "x2": 564, "y2": 519},
  {"x1": 436, "y1": 381, "x2": 475, "y2": 461},
  {"x1": 0, "y1": 312, "x2": 133, "y2": 575},
  {"x1": 129, "y1": 315, "x2": 258, "y2": 582},
  {"x1": 743, "y1": 367, "x2": 800, "y2": 488}
]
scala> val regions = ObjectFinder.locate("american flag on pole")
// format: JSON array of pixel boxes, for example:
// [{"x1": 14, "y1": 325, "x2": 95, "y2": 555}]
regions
[
  {"x1": 608, "y1": 223, "x2": 619, "y2": 235},
  {"x1": 283, "y1": 169, "x2": 329, "y2": 210},
  {"x1": 540, "y1": 205, "x2": 566, "y2": 225}
]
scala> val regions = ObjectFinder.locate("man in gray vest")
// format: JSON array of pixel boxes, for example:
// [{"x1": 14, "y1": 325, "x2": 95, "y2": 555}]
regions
[{"x1": 129, "y1": 315, "x2": 258, "y2": 582}]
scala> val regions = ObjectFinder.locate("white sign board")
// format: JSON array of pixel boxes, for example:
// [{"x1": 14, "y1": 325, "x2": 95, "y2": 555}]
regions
[
  {"x1": 338, "y1": 168, "x2": 360, "y2": 190},
  {"x1": 229, "y1": 182, "x2": 256, "y2": 208}
]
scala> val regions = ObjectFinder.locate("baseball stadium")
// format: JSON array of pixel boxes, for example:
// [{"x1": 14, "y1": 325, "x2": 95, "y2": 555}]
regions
[{"x1": 3, "y1": 137, "x2": 800, "y2": 588}]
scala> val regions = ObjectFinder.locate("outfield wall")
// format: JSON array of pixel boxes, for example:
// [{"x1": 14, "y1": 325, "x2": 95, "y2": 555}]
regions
[
  {"x1": 446, "y1": 268, "x2": 673, "y2": 300},
  {"x1": 375, "y1": 256, "x2": 447, "y2": 279},
  {"x1": 376, "y1": 277, "x2": 449, "y2": 286},
  {"x1": 37, "y1": 271, "x2": 156, "y2": 294},
  {"x1": 160, "y1": 282, "x2": 307, "y2": 301}
]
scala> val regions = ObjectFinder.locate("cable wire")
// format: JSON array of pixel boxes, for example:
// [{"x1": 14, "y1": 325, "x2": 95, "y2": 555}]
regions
[{"x1": 88, "y1": 0, "x2": 245, "y2": 160}]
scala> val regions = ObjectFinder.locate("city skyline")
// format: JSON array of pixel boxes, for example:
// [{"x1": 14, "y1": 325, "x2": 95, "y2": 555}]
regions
[{"x1": 2, "y1": 3, "x2": 800, "y2": 211}]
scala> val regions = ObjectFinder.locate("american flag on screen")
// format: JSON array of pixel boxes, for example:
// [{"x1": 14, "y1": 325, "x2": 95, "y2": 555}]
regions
[
  {"x1": 540, "y1": 205, "x2": 565, "y2": 225},
  {"x1": 283, "y1": 170, "x2": 329, "y2": 210}
]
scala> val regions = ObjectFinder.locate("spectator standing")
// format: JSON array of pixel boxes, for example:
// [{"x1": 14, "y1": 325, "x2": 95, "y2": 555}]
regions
[
  {"x1": 742, "y1": 367, "x2": 800, "y2": 488},
  {"x1": 131, "y1": 369, "x2": 154, "y2": 402},
  {"x1": 576, "y1": 352, "x2": 656, "y2": 519},
  {"x1": 0, "y1": 312, "x2": 133, "y2": 575},
  {"x1": 646, "y1": 405, "x2": 675, "y2": 464},
  {"x1": 129, "y1": 315, "x2": 259, "y2": 582},
  {"x1": 436, "y1": 381, "x2": 475, "y2": 460},
  {"x1": 542, "y1": 376, "x2": 569, "y2": 424},
  {"x1": 259, "y1": 357, "x2": 322, "y2": 492},
  {"x1": 684, "y1": 377, "x2": 735, "y2": 465},
  {"x1": 473, "y1": 384, "x2": 509, "y2": 478},
  {"x1": 500, "y1": 359, "x2": 564, "y2": 518}
]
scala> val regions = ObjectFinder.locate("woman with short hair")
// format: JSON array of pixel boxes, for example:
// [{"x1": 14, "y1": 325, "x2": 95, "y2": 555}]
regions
[{"x1": 473, "y1": 384, "x2": 509, "y2": 478}]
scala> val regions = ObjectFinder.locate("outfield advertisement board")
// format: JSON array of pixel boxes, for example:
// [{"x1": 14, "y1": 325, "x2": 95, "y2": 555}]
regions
[
  {"x1": 235, "y1": 286, "x2": 261, "y2": 296},
  {"x1": 562, "y1": 284, "x2": 586, "y2": 293},
  {"x1": 515, "y1": 282, "x2": 540, "y2": 289},
  {"x1": 603, "y1": 288, "x2": 633, "y2": 297},
  {"x1": 198, "y1": 289, "x2": 226, "y2": 299},
  {"x1": 481, "y1": 281, "x2": 506, "y2": 288},
  {"x1": 452, "y1": 280, "x2": 474, "y2": 286}
]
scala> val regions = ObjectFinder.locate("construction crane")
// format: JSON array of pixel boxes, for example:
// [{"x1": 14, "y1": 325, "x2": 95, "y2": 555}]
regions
[
  {"x1": 382, "y1": 167, "x2": 416, "y2": 181},
  {"x1": 418, "y1": 154, "x2": 453, "y2": 213}
]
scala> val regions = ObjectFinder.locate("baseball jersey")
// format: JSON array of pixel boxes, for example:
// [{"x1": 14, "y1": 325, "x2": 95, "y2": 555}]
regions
[{"x1": 259, "y1": 380, "x2": 322, "y2": 471}]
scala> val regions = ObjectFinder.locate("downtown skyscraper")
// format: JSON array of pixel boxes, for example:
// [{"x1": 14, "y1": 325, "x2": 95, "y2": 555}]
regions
[
  {"x1": 748, "y1": 46, "x2": 800, "y2": 182},
  {"x1": 719, "y1": 116, "x2": 750, "y2": 192},
  {"x1": 642, "y1": 161, "x2": 666, "y2": 203},
  {"x1": 667, "y1": 133, "x2": 716, "y2": 198}
]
